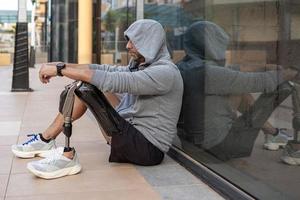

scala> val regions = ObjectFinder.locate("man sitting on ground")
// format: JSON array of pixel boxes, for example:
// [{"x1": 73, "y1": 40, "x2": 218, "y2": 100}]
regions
[{"x1": 11, "y1": 19, "x2": 183, "y2": 179}]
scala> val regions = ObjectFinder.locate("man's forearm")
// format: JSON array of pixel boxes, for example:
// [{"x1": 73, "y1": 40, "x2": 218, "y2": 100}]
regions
[
  {"x1": 39, "y1": 62, "x2": 95, "y2": 84},
  {"x1": 65, "y1": 63, "x2": 90, "y2": 70},
  {"x1": 61, "y1": 64, "x2": 94, "y2": 82}
]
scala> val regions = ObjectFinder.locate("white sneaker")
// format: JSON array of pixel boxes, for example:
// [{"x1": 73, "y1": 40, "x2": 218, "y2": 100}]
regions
[
  {"x1": 27, "y1": 148, "x2": 82, "y2": 179},
  {"x1": 263, "y1": 129, "x2": 293, "y2": 151},
  {"x1": 281, "y1": 143, "x2": 300, "y2": 166},
  {"x1": 11, "y1": 134, "x2": 55, "y2": 158}
]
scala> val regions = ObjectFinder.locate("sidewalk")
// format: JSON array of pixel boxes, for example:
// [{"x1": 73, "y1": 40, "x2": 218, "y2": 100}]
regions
[{"x1": 0, "y1": 65, "x2": 224, "y2": 200}]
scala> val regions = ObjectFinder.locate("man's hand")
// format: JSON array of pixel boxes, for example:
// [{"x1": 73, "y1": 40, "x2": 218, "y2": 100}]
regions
[{"x1": 39, "y1": 63, "x2": 59, "y2": 84}]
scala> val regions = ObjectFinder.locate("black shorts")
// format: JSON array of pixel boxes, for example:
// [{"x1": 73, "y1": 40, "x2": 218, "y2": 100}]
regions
[
  {"x1": 109, "y1": 117, "x2": 164, "y2": 166},
  {"x1": 59, "y1": 82, "x2": 164, "y2": 166}
]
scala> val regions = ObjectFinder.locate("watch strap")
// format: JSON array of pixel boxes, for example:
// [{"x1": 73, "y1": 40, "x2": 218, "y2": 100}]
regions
[{"x1": 56, "y1": 63, "x2": 65, "y2": 76}]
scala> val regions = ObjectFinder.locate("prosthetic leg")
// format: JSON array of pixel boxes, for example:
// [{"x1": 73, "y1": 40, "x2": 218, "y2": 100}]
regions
[
  {"x1": 61, "y1": 81, "x2": 82, "y2": 151},
  {"x1": 59, "y1": 80, "x2": 121, "y2": 150}
]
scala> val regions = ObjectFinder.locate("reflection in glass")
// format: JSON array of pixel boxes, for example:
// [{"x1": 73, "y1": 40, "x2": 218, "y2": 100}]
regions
[
  {"x1": 144, "y1": 1, "x2": 300, "y2": 199},
  {"x1": 177, "y1": 20, "x2": 294, "y2": 159}
]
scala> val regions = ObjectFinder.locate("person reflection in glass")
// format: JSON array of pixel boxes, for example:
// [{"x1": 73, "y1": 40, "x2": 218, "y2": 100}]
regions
[{"x1": 177, "y1": 21, "x2": 299, "y2": 161}]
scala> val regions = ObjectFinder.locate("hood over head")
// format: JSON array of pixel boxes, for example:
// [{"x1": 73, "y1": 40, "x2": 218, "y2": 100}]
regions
[
  {"x1": 183, "y1": 21, "x2": 229, "y2": 65},
  {"x1": 124, "y1": 19, "x2": 170, "y2": 64}
]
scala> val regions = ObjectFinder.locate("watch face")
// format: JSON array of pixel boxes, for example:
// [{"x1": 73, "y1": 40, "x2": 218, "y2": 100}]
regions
[{"x1": 56, "y1": 63, "x2": 65, "y2": 76}]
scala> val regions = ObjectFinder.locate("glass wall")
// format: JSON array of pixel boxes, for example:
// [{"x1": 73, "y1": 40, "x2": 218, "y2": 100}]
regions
[{"x1": 144, "y1": 0, "x2": 300, "y2": 199}]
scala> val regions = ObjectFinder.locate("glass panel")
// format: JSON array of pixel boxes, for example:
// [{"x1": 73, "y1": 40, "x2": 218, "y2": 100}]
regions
[
  {"x1": 145, "y1": 0, "x2": 300, "y2": 199},
  {"x1": 96, "y1": 0, "x2": 137, "y2": 65}
]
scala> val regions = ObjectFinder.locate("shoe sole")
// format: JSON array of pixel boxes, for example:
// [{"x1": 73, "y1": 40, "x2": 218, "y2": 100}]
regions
[
  {"x1": 27, "y1": 163, "x2": 82, "y2": 179},
  {"x1": 12, "y1": 148, "x2": 53, "y2": 159},
  {"x1": 263, "y1": 143, "x2": 287, "y2": 151},
  {"x1": 281, "y1": 156, "x2": 300, "y2": 166}
]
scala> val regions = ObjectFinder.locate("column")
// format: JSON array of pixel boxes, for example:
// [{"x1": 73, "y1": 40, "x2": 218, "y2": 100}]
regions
[{"x1": 78, "y1": 0, "x2": 93, "y2": 64}]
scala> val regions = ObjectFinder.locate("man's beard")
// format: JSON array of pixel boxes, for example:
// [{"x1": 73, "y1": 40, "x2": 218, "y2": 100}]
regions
[{"x1": 130, "y1": 52, "x2": 145, "y2": 63}]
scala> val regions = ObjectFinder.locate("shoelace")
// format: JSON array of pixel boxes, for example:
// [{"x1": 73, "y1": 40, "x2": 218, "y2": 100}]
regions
[
  {"x1": 39, "y1": 149, "x2": 63, "y2": 165},
  {"x1": 22, "y1": 134, "x2": 39, "y2": 145},
  {"x1": 39, "y1": 146, "x2": 63, "y2": 158}
]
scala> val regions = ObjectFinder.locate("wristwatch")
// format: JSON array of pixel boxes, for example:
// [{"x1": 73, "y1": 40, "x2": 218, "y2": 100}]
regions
[{"x1": 56, "y1": 63, "x2": 66, "y2": 76}]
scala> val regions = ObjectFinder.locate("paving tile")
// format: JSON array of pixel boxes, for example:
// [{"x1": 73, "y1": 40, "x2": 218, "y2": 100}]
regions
[
  {"x1": 10, "y1": 157, "x2": 40, "y2": 174},
  {"x1": 6, "y1": 187, "x2": 160, "y2": 200},
  {"x1": 23, "y1": 103, "x2": 58, "y2": 114},
  {"x1": 155, "y1": 185, "x2": 224, "y2": 200},
  {"x1": 0, "y1": 122, "x2": 21, "y2": 136},
  {"x1": 0, "y1": 136, "x2": 18, "y2": 146},
  {"x1": 6, "y1": 168, "x2": 152, "y2": 197},
  {"x1": 22, "y1": 112, "x2": 58, "y2": 122},
  {"x1": 0, "y1": 93, "x2": 27, "y2": 99},
  {"x1": 160, "y1": 155, "x2": 177, "y2": 166},
  {"x1": 19, "y1": 125, "x2": 57, "y2": 136},
  {"x1": 0, "y1": 146, "x2": 13, "y2": 174},
  {"x1": 19, "y1": 120, "x2": 63, "y2": 135},
  {"x1": 27, "y1": 92, "x2": 60, "y2": 102},
  {"x1": 0, "y1": 175, "x2": 8, "y2": 199},
  {"x1": 0, "y1": 95, "x2": 27, "y2": 121},
  {"x1": 136, "y1": 164, "x2": 201, "y2": 187},
  {"x1": 77, "y1": 152, "x2": 132, "y2": 171}
]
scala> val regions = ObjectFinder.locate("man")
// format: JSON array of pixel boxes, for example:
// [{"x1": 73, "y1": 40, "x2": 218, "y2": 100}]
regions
[
  {"x1": 11, "y1": 19, "x2": 183, "y2": 179},
  {"x1": 177, "y1": 21, "x2": 299, "y2": 161}
]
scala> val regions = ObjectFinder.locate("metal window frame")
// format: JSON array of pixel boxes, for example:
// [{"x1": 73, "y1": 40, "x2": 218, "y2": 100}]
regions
[{"x1": 136, "y1": 0, "x2": 144, "y2": 20}]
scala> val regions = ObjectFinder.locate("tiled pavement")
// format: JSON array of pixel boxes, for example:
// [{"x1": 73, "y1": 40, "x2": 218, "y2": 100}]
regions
[{"x1": 0, "y1": 65, "x2": 224, "y2": 200}]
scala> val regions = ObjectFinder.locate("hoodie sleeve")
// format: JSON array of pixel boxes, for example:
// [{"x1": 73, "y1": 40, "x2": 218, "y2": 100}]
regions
[
  {"x1": 90, "y1": 65, "x2": 175, "y2": 95},
  {"x1": 205, "y1": 65, "x2": 285, "y2": 95},
  {"x1": 89, "y1": 64, "x2": 130, "y2": 72}
]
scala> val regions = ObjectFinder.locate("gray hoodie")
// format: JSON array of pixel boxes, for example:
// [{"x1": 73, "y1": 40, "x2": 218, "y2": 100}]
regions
[{"x1": 90, "y1": 19, "x2": 183, "y2": 152}]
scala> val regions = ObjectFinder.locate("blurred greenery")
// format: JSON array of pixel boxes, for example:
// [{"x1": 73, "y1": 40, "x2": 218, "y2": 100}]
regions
[{"x1": 103, "y1": 9, "x2": 134, "y2": 32}]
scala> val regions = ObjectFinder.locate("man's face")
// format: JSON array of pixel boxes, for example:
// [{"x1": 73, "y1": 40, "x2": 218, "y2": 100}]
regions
[{"x1": 126, "y1": 40, "x2": 144, "y2": 62}]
